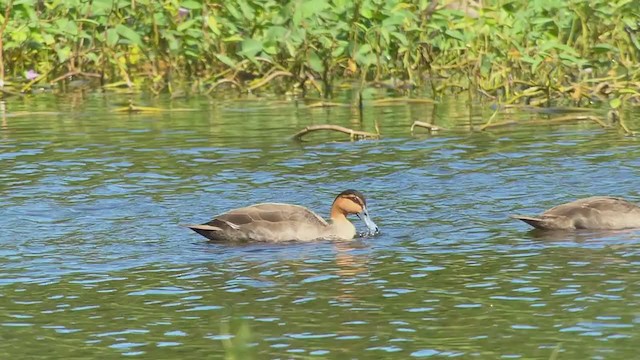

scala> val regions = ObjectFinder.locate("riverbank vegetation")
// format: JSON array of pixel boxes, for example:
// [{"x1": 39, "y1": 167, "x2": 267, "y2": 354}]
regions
[{"x1": 1, "y1": 0, "x2": 639, "y2": 105}]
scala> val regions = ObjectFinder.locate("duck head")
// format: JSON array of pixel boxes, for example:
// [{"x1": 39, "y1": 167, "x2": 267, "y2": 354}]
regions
[{"x1": 330, "y1": 189, "x2": 379, "y2": 235}]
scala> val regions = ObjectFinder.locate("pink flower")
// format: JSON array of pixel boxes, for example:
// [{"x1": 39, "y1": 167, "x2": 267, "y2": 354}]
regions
[
  {"x1": 178, "y1": 7, "x2": 189, "y2": 19},
  {"x1": 25, "y1": 70, "x2": 39, "y2": 80}
]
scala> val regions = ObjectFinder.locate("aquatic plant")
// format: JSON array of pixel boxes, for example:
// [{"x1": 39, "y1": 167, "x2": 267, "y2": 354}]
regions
[{"x1": 0, "y1": 0, "x2": 638, "y2": 104}]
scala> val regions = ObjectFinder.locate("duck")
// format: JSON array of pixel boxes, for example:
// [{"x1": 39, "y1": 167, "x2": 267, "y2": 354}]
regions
[
  {"x1": 184, "y1": 189, "x2": 379, "y2": 242},
  {"x1": 511, "y1": 196, "x2": 640, "y2": 230}
]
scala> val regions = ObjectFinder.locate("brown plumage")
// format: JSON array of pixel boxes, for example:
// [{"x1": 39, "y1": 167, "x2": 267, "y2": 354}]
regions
[
  {"x1": 511, "y1": 196, "x2": 640, "y2": 230},
  {"x1": 183, "y1": 190, "x2": 379, "y2": 242}
]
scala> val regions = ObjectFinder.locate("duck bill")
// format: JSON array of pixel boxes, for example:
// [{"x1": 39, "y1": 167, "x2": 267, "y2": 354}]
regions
[{"x1": 357, "y1": 206, "x2": 379, "y2": 234}]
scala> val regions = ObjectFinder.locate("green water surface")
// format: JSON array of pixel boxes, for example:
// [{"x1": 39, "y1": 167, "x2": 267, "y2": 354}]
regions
[{"x1": 2, "y1": 92, "x2": 640, "y2": 359}]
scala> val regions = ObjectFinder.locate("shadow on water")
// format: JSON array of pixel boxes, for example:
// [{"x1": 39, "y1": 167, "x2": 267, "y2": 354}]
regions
[
  {"x1": 526, "y1": 228, "x2": 640, "y2": 243},
  {"x1": 1, "y1": 92, "x2": 640, "y2": 358}
]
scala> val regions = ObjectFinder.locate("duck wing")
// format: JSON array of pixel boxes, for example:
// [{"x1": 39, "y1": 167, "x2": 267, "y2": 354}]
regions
[
  {"x1": 190, "y1": 203, "x2": 328, "y2": 241},
  {"x1": 513, "y1": 196, "x2": 640, "y2": 230}
]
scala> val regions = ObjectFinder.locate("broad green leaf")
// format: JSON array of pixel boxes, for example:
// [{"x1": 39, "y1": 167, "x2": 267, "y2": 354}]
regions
[
  {"x1": 180, "y1": 0, "x2": 202, "y2": 10},
  {"x1": 116, "y1": 24, "x2": 142, "y2": 46},
  {"x1": 240, "y1": 38, "x2": 263, "y2": 58},
  {"x1": 531, "y1": 17, "x2": 554, "y2": 25},
  {"x1": 308, "y1": 50, "x2": 324, "y2": 72},
  {"x1": 591, "y1": 43, "x2": 618, "y2": 54},
  {"x1": 238, "y1": 0, "x2": 255, "y2": 20},
  {"x1": 225, "y1": 3, "x2": 242, "y2": 20},
  {"x1": 223, "y1": 34, "x2": 243, "y2": 42},
  {"x1": 206, "y1": 15, "x2": 220, "y2": 36},
  {"x1": 42, "y1": 33, "x2": 55, "y2": 45},
  {"x1": 215, "y1": 54, "x2": 237, "y2": 68},
  {"x1": 392, "y1": 31, "x2": 408, "y2": 46},
  {"x1": 77, "y1": 19, "x2": 101, "y2": 26},
  {"x1": 265, "y1": 26, "x2": 287, "y2": 42},
  {"x1": 177, "y1": 19, "x2": 197, "y2": 32},
  {"x1": 445, "y1": 29, "x2": 465, "y2": 42},
  {"x1": 106, "y1": 28, "x2": 119, "y2": 47},
  {"x1": 355, "y1": 43, "x2": 375, "y2": 65},
  {"x1": 56, "y1": 45, "x2": 71, "y2": 63},
  {"x1": 331, "y1": 44, "x2": 346, "y2": 57},
  {"x1": 91, "y1": 0, "x2": 113, "y2": 16},
  {"x1": 609, "y1": 98, "x2": 621, "y2": 109},
  {"x1": 531, "y1": 57, "x2": 543, "y2": 73},
  {"x1": 360, "y1": 1, "x2": 374, "y2": 19},
  {"x1": 300, "y1": 0, "x2": 329, "y2": 18},
  {"x1": 382, "y1": 13, "x2": 407, "y2": 27}
]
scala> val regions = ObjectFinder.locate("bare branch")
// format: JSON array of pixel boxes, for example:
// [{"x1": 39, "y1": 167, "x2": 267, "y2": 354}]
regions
[{"x1": 291, "y1": 125, "x2": 379, "y2": 141}]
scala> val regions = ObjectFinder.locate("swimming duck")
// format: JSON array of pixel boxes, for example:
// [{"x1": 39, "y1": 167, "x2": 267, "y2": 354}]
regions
[
  {"x1": 184, "y1": 189, "x2": 379, "y2": 242},
  {"x1": 511, "y1": 196, "x2": 640, "y2": 230}
]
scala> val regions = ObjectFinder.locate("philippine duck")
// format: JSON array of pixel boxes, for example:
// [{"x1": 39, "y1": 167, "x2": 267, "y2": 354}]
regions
[
  {"x1": 511, "y1": 196, "x2": 640, "y2": 230},
  {"x1": 184, "y1": 189, "x2": 379, "y2": 242}
]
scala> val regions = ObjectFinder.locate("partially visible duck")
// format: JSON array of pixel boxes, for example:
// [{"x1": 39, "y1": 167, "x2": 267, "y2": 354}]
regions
[
  {"x1": 511, "y1": 196, "x2": 640, "y2": 230},
  {"x1": 184, "y1": 189, "x2": 379, "y2": 242}
]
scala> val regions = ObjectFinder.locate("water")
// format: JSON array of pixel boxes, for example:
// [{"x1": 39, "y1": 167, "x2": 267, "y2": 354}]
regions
[{"x1": 2, "y1": 92, "x2": 640, "y2": 359}]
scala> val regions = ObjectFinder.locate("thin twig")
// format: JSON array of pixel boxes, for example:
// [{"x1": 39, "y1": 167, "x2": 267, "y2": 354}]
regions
[
  {"x1": 480, "y1": 107, "x2": 501, "y2": 130},
  {"x1": 206, "y1": 78, "x2": 243, "y2": 94},
  {"x1": 291, "y1": 125, "x2": 379, "y2": 141},
  {"x1": 247, "y1": 70, "x2": 292, "y2": 91},
  {"x1": 411, "y1": 121, "x2": 445, "y2": 133}
]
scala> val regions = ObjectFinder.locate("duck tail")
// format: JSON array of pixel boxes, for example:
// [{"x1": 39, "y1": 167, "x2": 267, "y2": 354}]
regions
[
  {"x1": 181, "y1": 224, "x2": 223, "y2": 231},
  {"x1": 181, "y1": 224, "x2": 224, "y2": 241},
  {"x1": 510, "y1": 215, "x2": 549, "y2": 229}
]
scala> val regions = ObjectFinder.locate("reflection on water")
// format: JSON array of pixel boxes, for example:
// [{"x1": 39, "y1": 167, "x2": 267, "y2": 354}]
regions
[{"x1": 1, "y1": 93, "x2": 640, "y2": 358}]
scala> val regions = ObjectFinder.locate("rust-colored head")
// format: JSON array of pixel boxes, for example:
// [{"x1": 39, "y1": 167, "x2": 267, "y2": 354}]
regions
[
  {"x1": 330, "y1": 189, "x2": 379, "y2": 234},
  {"x1": 332, "y1": 189, "x2": 367, "y2": 215}
]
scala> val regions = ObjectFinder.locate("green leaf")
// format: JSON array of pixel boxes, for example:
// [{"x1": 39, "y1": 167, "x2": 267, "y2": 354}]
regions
[
  {"x1": 77, "y1": 19, "x2": 101, "y2": 27},
  {"x1": 355, "y1": 43, "x2": 375, "y2": 65},
  {"x1": 391, "y1": 31, "x2": 408, "y2": 46},
  {"x1": 225, "y1": 3, "x2": 242, "y2": 20},
  {"x1": 531, "y1": 17, "x2": 554, "y2": 25},
  {"x1": 609, "y1": 98, "x2": 621, "y2": 109},
  {"x1": 445, "y1": 29, "x2": 465, "y2": 42},
  {"x1": 42, "y1": 33, "x2": 55, "y2": 45},
  {"x1": 223, "y1": 35, "x2": 243, "y2": 43},
  {"x1": 115, "y1": 24, "x2": 142, "y2": 46},
  {"x1": 531, "y1": 57, "x2": 543, "y2": 73},
  {"x1": 308, "y1": 50, "x2": 324, "y2": 72},
  {"x1": 106, "y1": 28, "x2": 119, "y2": 47},
  {"x1": 215, "y1": 54, "x2": 237, "y2": 67},
  {"x1": 240, "y1": 38, "x2": 263, "y2": 58},
  {"x1": 592, "y1": 43, "x2": 618, "y2": 54},
  {"x1": 56, "y1": 45, "x2": 72, "y2": 63},
  {"x1": 238, "y1": 0, "x2": 255, "y2": 20},
  {"x1": 165, "y1": 33, "x2": 179, "y2": 52},
  {"x1": 206, "y1": 15, "x2": 220, "y2": 36},
  {"x1": 382, "y1": 13, "x2": 407, "y2": 27},
  {"x1": 180, "y1": 0, "x2": 202, "y2": 10},
  {"x1": 300, "y1": 0, "x2": 329, "y2": 18},
  {"x1": 177, "y1": 19, "x2": 197, "y2": 32},
  {"x1": 265, "y1": 26, "x2": 287, "y2": 41}
]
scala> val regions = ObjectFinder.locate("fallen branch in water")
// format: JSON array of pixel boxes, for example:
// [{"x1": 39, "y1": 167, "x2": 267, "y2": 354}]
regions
[
  {"x1": 481, "y1": 114, "x2": 610, "y2": 131},
  {"x1": 411, "y1": 121, "x2": 445, "y2": 133},
  {"x1": 247, "y1": 70, "x2": 292, "y2": 91},
  {"x1": 291, "y1": 125, "x2": 379, "y2": 141},
  {"x1": 111, "y1": 100, "x2": 197, "y2": 114},
  {"x1": 608, "y1": 109, "x2": 635, "y2": 136},
  {"x1": 372, "y1": 97, "x2": 435, "y2": 106},
  {"x1": 306, "y1": 101, "x2": 349, "y2": 108}
]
